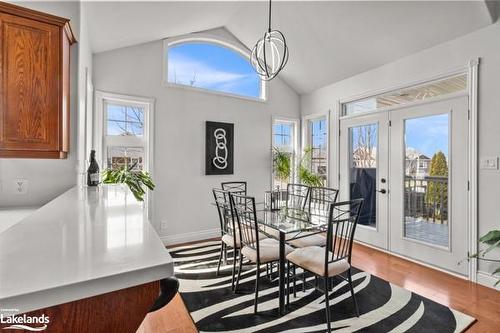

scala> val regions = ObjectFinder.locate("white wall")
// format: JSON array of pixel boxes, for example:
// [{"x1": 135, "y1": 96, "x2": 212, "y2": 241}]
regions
[
  {"x1": 0, "y1": 2, "x2": 81, "y2": 207},
  {"x1": 77, "y1": 2, "x2": 94, "y2": 185},
  {"x1": 301, "y1": 21, "x2": 500, "y2": 280},
  {"x1": 92, "y1": 32, "x2": 300, "y2": 244}
]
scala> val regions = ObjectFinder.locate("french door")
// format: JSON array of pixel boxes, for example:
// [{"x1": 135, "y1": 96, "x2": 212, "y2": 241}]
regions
[
  {"x1": 340, "y1": 96, "x2": 469, "y2": 275},
  {"x1": 339, "y1": 112, "x2": 390, "y2": 249}
]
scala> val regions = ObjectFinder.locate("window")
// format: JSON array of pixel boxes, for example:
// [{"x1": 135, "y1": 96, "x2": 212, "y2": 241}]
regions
[
  {"x1": 96, "y1": 92, "x2": 153, "y2": 174},
  {"x1": 305, "y1": 116, "x2": 328, "y2": 184},
  {"x1": 166, "y1": 40, "x2": 264, "y2": 100},
  {"x1": 342, "y1": 73, "x2": 467, "y2": 116},
  {"x1": 272, "y1": 119, "x2": 298, "y2": 189}
]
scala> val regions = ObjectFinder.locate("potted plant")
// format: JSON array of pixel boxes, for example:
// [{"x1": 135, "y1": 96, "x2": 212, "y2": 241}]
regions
[
  {"x1": 466, "y1": 229, "x2": 500, "y2": 287},
  {"x1": 102, "y1": 162, "x2": 155, "y2": 201},
  {"x1": 273, "y1": 147, "x2": 292, "y2": 184},
  {"x1": 298, "y1": 146, "x2": 324, "y2": 187}
]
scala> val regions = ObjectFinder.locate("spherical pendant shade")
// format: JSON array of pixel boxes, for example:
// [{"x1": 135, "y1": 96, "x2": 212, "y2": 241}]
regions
[{"x1": 250, "y1": 30, "x2": 289, "y2": 81}]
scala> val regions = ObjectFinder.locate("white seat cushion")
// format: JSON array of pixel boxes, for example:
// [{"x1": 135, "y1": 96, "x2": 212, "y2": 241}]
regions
[
  {"x1": 288, "y1": 232, "x2": 327, "y2": 248},
  {"x1": 262, "y1": 227, "x2": 296, "y2": 241},
  {"x1": 222, "y1": 228, "x2": 267, "y2": 248},
  {"x1": 241, "y1": 238, "x2": 294, "y2": 264},
  {"x1": 286, "y1": 246, "x2": 350, "y2": 277}
]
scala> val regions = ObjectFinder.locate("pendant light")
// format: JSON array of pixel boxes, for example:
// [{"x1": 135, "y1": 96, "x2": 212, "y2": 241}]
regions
[{"x1": 250, "y1": 0, "x2": 289, "y2": 81}]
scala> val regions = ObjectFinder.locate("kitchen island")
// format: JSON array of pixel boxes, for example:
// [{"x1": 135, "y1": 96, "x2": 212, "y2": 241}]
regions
[{"x1": 0, "y1": 185, "x2": 174, "y2": 332}]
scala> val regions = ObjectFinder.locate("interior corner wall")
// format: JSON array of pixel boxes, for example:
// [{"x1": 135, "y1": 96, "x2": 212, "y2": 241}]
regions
[
  {"x1": 77, "y1": 1, "x2": 94, "y2": 185},
  {"x1": 0, "y1": 1, "x2": 80, "y2": 207},
  {"x1": 92, "y1": 37, "x2": 300, "y2": 244},
  {"x1": 300, "y1": 21, "x2": 500, "y2": 281}
]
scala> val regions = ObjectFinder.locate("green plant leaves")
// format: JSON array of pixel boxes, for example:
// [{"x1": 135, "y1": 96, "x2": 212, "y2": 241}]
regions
[
  {"x1": 102, "y1": 166, "x2": 155, "y2": 201},
  {"x1": 479, "y1": 230, "x2": 500, "y2": 245},
  {"x1": 273, "y1": 147, "x2": 291, "y2": 182},
  {"x1": 298, "y1": 146, "x2": 324, "y2": 187}
]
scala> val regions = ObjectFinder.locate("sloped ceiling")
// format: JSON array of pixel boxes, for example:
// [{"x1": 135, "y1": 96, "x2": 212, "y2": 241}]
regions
[{"x1": 86, "y1": 1, "x2": 496, "y2": 94}]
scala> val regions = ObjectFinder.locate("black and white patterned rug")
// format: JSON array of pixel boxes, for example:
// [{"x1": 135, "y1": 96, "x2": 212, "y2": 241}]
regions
[{"x1": 170, "y1": 240, "x2": 475, "y2": 333}]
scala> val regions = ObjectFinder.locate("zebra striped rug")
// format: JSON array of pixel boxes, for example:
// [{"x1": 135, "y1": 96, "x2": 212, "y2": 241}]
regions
[{"x1": 170, "y1": 240, "x2": 475, "y2": 333}]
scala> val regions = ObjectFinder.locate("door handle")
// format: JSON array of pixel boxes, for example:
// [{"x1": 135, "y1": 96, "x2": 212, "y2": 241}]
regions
[{"x1": 377, "y1": 189, "x2": 387, "y2": 194}]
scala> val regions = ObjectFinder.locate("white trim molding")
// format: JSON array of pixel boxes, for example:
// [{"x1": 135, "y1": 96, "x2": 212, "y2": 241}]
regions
[
  {"x1": 476, "y1": 271, "x2": 500, "y2": 291},
  {"x1": 160, "y1": 228, "x2": 221, "y2": 247},
  {"x1": 94, "y1": 90, "x2": 156, "y2": 222},
  {"x1": 467, "y1": 58, "x2": 479, "y2": 282}
]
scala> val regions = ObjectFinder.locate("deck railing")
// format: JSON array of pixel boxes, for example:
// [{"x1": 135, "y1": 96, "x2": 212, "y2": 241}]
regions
[{"x1": 404, "y1": 175, "x2": 448, "y2": 224}]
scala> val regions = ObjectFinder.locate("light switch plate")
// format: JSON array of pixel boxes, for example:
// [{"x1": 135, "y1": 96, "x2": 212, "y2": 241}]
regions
[
  {"x1": 480, "y1": 156, "x2": 499, "y2": 170},
  {"x1": 14, "y1": 178, "x2": 28, "y2": 194}
]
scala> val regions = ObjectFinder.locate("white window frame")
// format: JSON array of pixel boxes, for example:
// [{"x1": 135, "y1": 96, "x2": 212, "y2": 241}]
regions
[
  {"x1": 271, "y1": 117, "x2": 299, "y2": 188},
  {"x1": 302, "y1": 113, "x2": 330, "y2": 186},
  {"x1": 163, "y1": 33, "x2": 267, "y2": 102},
  {"x1": 94, "y1": 91, "x2": 155, "y2": 215}
]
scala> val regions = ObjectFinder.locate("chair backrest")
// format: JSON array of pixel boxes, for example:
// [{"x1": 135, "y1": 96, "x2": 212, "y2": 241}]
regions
[
  {"x1": 221, "y1": 182, "x2": 247, "y2": 196},
  {"x1": 286, "y1": 184, "x2": 310, "y2": 211},
  {"x1": 309, "y1": 187, "x2": 339, "y2": 216},
  {"x1": 325, "y1": 199, "x2": 364, "y2": 273},
  {"x1": 229, "y1": 193, "x2": 260, "y2": 253},
  {"x1": 212, "y1": 189, "x2": 234, "y2": 237}
]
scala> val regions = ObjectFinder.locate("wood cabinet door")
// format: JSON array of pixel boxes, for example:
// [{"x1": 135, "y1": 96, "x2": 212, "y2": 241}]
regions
[{"x1": 0, "y1": 13, "x2": 60, "y2": 153}]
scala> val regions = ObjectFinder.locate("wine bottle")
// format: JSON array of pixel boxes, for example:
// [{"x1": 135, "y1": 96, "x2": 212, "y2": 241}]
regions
[{"x1": 87, "y1": 150, "x2": 100, "y2": 186}]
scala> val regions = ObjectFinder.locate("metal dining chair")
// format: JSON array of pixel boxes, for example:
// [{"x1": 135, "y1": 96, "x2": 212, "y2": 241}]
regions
[
  {"x1": 221, "y1": 181, "x2": 247, "y2": 195},
  {"x1": 288, "y1": 187, "x2": 339, "y2": 248},
  {"x1": 212, "y1": 188, "x2": 240, "y2": 291},
  {"x1": 286, "y1": 183, "x2": 310, "y2": 210},
  {"x1": 230, "y1": 193, "x2": 293, "y2": 313},
  {"x1": 286, "y1": 198, "x2": 364, "y2": 333}
]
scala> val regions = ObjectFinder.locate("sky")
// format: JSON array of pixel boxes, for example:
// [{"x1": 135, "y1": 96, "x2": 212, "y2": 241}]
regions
[
  {"x1": 405, "y1": 113, "x2": 449, "y2": 158},
  {"x1": 350, "y1": 113, "x2": 448, "y2": 160},
  {"x1": 167, "y1": 43, "x2": 261, "y2": 99}
]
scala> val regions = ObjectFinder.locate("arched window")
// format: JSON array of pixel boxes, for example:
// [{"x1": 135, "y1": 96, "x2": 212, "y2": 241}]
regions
[{"x1": 166, "y1": 38, "x2": 264, "y2": 100}]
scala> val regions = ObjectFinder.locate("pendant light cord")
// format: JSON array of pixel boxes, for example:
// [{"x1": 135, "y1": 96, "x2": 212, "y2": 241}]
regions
[{"x1": 268, "y1": 0, "x2": 272, "y2": 32}]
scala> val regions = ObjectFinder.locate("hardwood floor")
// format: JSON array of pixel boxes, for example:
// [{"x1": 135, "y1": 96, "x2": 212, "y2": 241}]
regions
[{"x1": 138, "y1": 240, "x2": 500, "y2": 333}]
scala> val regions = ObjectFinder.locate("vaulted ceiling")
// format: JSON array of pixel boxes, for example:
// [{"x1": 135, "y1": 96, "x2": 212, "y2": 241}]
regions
[{"x1": 85, "y1": 1, "x2": 497, "y2": 94}]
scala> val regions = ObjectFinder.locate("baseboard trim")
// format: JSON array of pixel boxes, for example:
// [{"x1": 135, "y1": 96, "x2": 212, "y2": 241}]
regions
[
  {"x1": 160, "y1": 228, "x2": 220, "y2": 246},
  {"x1": 353, "y1": 240, "x2": 468, "y2": 280},
  {"x1": 476, "y1": 271, "x2": 500, "y2": 291}
]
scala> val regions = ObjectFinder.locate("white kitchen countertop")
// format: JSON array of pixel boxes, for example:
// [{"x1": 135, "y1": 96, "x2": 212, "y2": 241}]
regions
[{"x1": 0, "y1": 185, "x2": 173, "y2": 314}]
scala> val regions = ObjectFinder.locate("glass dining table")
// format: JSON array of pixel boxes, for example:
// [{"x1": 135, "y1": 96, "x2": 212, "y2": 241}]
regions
[{"x1": 255, "y1": 208, "x2": 329, "y2": 315}]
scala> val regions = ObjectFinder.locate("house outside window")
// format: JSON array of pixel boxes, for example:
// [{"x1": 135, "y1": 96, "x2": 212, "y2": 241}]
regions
[
  {"x1": 105, "y1": 102, "x2": 146, "y2": 171},
  {"x1": 305, "y1": 116, "x2": 328, "y2": 184},
  {"x1": 272, "y1": 118, "x2": 299, "y2": 189}
]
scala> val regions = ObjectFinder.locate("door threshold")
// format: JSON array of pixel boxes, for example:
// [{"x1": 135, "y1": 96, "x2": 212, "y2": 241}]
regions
[{"x1": 353, "y1": 240, "x2": 469, "y2": 281}]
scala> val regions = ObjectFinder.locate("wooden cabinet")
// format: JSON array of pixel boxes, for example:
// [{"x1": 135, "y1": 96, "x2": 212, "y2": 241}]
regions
[{"x1": 0, "y1": 2, "x2": 76, "y2": 158}]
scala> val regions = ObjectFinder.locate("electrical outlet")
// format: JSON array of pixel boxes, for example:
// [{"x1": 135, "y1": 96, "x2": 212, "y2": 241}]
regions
[
  {"x1": 480, "y1": 156, "x2": 499, "y2": 170},
  {"x1": 161, "y1": 220, "x2": 168, "y2": 230},
  {"x1": 14, "y1": 178, "x2": 28, "y2": 195}
]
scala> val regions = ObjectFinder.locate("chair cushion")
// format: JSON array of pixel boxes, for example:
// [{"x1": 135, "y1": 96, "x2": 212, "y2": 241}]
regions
[
  {"x1": 222, "y1": 228, "x2": 267, "y2": 248},
  {"x1": 288, "y1": 232, "x2": 327, "y2": 248},
  {"x1": 286, "y1": 246, "x2": 350, "y2": 277},
  {"x1": 241, "y1": 238, "x2": 294, "y2": 264}
]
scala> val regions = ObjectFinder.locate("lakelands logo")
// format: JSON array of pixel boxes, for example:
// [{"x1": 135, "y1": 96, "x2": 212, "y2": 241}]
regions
[{"x1": 0, "y1": 313, "x2": 49, "y2": 331}]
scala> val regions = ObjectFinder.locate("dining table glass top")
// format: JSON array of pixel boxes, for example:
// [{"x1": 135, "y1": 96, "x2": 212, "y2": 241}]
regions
[{"x1": 256, "y1": 208, "x2": 329, "y2": 234}]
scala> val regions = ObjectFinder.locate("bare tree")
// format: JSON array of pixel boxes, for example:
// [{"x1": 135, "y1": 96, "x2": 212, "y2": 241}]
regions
[{"x1": 352, "y1": 126, "x2": 376, "y2": 168}]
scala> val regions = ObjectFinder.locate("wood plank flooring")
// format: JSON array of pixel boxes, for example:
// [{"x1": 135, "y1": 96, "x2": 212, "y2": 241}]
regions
[{"x1": 138, "y1": 240, "x2": 500, "y2": 333}]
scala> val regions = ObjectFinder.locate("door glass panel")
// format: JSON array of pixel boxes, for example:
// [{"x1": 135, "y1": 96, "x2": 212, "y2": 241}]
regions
[
  {"x1": 350, "y1": 124, "x2": 378, "y2": 228},
  {"x1": 404, "y1": 114, "x2": 449, "y2": 247}
]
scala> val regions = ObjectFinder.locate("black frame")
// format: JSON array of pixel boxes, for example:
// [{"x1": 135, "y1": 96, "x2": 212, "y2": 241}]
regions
[{"x1": 206, "y1": 121, "x2": 234, "y2": 175}]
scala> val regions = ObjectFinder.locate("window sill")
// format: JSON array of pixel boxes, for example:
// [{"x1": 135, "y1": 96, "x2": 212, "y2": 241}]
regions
[{"x1": 162, "y1": 80, "x2": 268, "y2": 104}]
